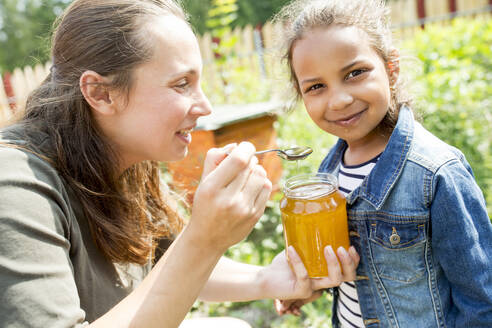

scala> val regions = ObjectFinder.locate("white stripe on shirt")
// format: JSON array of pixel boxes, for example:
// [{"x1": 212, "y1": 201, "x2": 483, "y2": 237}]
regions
[{"x1": 336, "y1": 153, "x2": 380, "y2": 328}]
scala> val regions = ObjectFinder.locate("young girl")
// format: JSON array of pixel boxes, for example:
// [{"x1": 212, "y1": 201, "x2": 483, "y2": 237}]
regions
[
  {"x1": 0, "y1": 0, "x2": 360, "y2": 327},
  {"x1": 274, "y1": 0, "x2": 492, "y2": 327}
]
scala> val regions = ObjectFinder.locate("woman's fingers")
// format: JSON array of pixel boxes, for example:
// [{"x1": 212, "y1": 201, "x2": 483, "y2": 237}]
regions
[
  {"x1": 253, "y1": 178, "x2": 272, "y2": 216},
  {"x1": 241, "y1": 164, "x2": 269, "y2": 202},
  {"x1": 310, "y1": 246, "x2": 342, "y2": 290},
  {"x1": 311, "y1": 245, "x2": 360, "y2": 290},
  {"x1": 325, "y1": 246, "x2": 343, "y2": 284},
  {"x1": 338, "y1": 246, "x2": 359, "y2": 281},
  {"x1": 348, "y1": 246, "x2": 361, "y2": 265},
  {"x1": 225, "y1": 155, "x2": 258, "y2": 194},
  {"x1": 287, "y1": 246, "x2": 312, "y2": 298},
  {"x1": 201, "y1": 143, "x2": 237, "y2": 179},
  {"x1": 205, "y1": 142, "x2": 256, "y2": 188}
]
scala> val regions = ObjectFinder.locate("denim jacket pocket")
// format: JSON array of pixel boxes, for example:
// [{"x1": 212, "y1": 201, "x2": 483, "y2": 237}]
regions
[{"x1": 369, "y1": 220, "x2": 427, "y2": 283}]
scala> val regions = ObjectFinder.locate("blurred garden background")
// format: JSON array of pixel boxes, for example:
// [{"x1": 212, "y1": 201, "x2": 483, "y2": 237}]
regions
[{"x1": 0, "y1": 0, "x2": 491, "y2": 327}]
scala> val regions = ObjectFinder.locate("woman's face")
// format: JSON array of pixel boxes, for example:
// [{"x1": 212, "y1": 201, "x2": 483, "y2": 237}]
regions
[{"x1": 108, "y1": 15, "x2": 212, "y2": 168}]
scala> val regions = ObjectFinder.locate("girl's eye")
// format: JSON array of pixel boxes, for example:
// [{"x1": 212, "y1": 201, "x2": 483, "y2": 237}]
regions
[
  {"x1": 305, "y1": 83, "x2": 324, "y2": 93},
  {"x1": 346, "y1": 69, "x2": 367, "y2": 80}
]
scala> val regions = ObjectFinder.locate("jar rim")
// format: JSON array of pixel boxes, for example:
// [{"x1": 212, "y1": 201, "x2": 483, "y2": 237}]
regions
[{"x1": 283, "y1": 173, "x2": 338, "y2": 199}]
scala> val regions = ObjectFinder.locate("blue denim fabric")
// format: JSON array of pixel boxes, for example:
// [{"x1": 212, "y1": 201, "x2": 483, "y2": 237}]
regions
[{"x1": 319, "y1": 106, "x2": 492, "y2": 327}]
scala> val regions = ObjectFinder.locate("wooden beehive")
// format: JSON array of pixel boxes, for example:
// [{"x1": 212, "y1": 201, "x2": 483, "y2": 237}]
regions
[{"x1": 166, "y1": 101, "x2": 283, "y2": 203}]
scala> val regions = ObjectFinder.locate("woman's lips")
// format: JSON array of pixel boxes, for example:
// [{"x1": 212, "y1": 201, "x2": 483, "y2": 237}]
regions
[
  {"x1": 176, "y1": 128, "x2": 193, "y2": 144},
  {"x1": 330, "y1": 108, "x2": 367, "y2": 127}
]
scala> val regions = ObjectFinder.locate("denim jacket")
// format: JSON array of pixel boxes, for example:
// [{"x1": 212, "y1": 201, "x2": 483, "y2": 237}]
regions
[{"x1": 319, "y1": 106, "x2": 492, "y2": 328}]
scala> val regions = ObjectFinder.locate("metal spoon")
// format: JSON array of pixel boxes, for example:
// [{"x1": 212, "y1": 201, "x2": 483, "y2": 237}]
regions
[{"x1": 255, "y1": 146, "x2": 313, "y2": 161}]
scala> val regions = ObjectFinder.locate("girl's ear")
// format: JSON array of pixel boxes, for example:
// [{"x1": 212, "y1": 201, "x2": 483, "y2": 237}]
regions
[
  {"x1": 80, "y1": 71, "x2": 117, "y2": 116},
  {"x1": 387, "y1": 49, "x2": 400, "y2": 88}
]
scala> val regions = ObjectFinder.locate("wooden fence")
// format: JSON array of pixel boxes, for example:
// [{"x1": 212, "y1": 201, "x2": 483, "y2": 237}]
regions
[{"x1": 1, "y1": 0, "x2": 490, "y2": 123}]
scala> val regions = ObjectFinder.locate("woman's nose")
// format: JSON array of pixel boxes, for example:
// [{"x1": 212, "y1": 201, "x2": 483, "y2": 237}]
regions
[{"x1": 191, "y1": 88, "x2": 212, "y2": 116}]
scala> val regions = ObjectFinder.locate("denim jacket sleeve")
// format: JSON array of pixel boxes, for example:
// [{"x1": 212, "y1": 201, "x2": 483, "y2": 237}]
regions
[{"x1": 430, "y1": 157, "x2": 492, "y2": 327}]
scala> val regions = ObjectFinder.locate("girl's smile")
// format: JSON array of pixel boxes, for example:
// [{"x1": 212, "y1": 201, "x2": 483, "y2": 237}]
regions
[
  {"x1": 292, "y1": 25, "x2": 393, "y2": 159},
  {"x1": 328, "y1": 107, "x2": 368, "y2": 127}
]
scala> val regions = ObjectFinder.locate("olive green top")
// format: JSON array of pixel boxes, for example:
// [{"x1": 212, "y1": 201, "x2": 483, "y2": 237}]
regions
[{"x1": 0, "y1": 125, "x2": 151, "y2": 327}]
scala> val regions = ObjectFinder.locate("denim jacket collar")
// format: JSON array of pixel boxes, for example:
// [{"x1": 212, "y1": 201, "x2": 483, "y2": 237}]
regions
[{"x1": 320, "y1": 106, "x2": 414, "y2": 209}]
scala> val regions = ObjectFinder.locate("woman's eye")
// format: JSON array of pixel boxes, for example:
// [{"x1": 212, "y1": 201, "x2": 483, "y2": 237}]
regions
[
  {"x1": 305, "y1": 83, "x2": 324, "y2": 93},
  {"x1": 346, "y1": 69, "x2": 367, "y2": 80},
  {"x1": 175, "y1": 79, "x2": 189, "y2": 89}
]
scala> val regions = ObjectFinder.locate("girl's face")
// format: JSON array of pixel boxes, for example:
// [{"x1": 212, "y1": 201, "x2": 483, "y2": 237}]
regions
[
  {"x1": 108, "y1": 16, "x2": 212, "y2": 168},
  {"x1": 291, "y1": 25, "x2": 392, "y2": 150}
]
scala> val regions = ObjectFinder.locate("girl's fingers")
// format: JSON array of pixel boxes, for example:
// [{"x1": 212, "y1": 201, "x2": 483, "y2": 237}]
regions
[
  {"x1": 274, "y1": 299, "x2": 283, "y2": 315},
  {"x1": 275, "y1": 299, "x2": 289, "y2": 315}
]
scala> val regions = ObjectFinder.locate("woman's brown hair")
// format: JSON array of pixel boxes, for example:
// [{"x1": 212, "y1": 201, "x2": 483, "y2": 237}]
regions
[
  {"x1": 275, "y1": 0, "x2": 412, "y2": 135},
  {"x1": 16, "y1": 0, "x2": 188, "y2": 264}
]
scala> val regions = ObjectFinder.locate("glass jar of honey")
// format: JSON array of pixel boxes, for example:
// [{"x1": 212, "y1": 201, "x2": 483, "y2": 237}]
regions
[{"x1": 280, "y1": 173, "x2": 350, "y2": 278}]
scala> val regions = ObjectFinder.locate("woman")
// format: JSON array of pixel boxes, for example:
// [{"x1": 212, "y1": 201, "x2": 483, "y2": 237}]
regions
[{"x1": 0, "y1": 1, "x2": 359, "y2": 327}]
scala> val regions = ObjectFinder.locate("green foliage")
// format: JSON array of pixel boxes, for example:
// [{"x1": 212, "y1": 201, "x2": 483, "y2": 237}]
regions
[
  {"x1": 0, "y1": 0, "x2": 70, "y2": 73},
  {"x1": 181, "y1": 0, "x2": 212, "y2": 35},
  {"x1": 233, "y1": 0, "x2": 291, "y2": 28},
  {"x1": 182, "y1": 0, "x2": 291, "y2": 35},
  {"x1": 201, "y1": 60, "x2": 272, "y2": 105},
  {"x1": 206, "y1": 0, "x2": 238, "y2": 36},
  {"x1": 402, "y1": 17, "x2": 492, "y2": 216},
  {"x1": 0, "y1": 0, "x2": 288, "y2": 72},
  {"x1": 200, "y1": 0, "x2": 275, "y2": 105}
]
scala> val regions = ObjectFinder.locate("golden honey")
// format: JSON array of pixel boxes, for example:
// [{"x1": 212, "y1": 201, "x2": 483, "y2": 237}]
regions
[{"x1": 280, "y1": 173, "x2": 350, "y2": 278}]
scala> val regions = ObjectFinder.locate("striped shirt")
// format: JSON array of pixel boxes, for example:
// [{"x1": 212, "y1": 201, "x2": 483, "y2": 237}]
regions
[{"x1": 336, "y1": 153, "x2": 380, "y2": 328}]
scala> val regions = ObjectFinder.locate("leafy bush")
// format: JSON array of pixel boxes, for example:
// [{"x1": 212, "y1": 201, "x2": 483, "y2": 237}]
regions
[{"x1": 402, "y1": 17, "x2": 492, "y2": 217}]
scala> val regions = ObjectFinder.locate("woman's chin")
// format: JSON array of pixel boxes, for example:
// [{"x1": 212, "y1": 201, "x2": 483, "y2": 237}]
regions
[{"x1": 164, "y1": 149, "x2": 188, "y2": 162}]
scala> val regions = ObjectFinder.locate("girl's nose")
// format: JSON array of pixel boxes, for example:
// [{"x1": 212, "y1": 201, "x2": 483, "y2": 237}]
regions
[{"x1": 327, "y1": 88, "x2": 353, "y2": 111}]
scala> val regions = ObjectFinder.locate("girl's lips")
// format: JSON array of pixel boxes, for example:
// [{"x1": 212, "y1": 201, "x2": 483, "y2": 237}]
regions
[{"x1": 330, "y1": 108, "x2": 367, "y2": 127}]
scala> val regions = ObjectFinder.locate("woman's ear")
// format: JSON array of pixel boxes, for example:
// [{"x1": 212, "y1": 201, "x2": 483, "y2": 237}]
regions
[
  {"x1": 387, "y1": 48, "x2": 400, "y2": 88},
  {"x1": 80, "y1": 70, "x2": 116, "y2": 115}
]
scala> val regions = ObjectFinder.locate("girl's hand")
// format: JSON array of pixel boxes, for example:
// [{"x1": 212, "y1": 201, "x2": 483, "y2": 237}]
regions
[
  {"x1": 270, "y1": 245, "x2": 360, "y2": 316},
  {"x1": 274, "y1": 291, "x2": 323, "y2": 316},
  {"x1": 189, "y1": 142, "x2": 272, "y2": 252}
]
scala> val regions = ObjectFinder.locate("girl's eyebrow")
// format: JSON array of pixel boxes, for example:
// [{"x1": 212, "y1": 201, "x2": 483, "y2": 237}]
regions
[
  {"x1": 341, "y1": 60, "x2": 362, "y2": 72},
  {"x1": 300, "y1": 77, "x2": 322, "y2": 86},
  {"x1": 300, "y1": 59, "x2": 367, "y2": 86}
]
